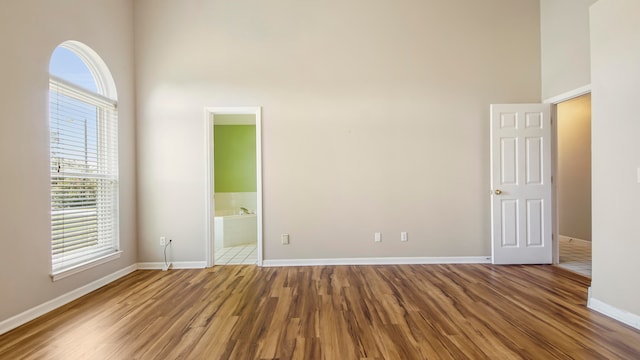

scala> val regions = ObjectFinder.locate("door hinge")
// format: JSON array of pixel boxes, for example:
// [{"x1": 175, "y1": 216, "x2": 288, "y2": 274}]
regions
[{"x1": 551, "y1": 176, "x2": 553, "y2": 184}]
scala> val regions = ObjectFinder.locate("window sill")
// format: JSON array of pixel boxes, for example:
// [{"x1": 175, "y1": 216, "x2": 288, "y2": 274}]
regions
[{"x1": 50, "y1": 251, "x2": 123, "y2": 282}]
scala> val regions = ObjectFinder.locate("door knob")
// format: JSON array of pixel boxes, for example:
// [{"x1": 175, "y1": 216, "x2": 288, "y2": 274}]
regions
[{"x1": 494, "y1": 189, "x2": 502, "y2": 195}]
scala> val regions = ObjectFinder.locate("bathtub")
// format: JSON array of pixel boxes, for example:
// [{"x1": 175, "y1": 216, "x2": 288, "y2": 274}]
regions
[{"x1": 214, "y1": 213, "x2": 257, "y2": 249}]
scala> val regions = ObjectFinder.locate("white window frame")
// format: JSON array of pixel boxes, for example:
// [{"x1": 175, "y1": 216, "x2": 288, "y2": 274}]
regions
[{"x1": 49, "y1": 42, "x2": 120, "y2": 281}]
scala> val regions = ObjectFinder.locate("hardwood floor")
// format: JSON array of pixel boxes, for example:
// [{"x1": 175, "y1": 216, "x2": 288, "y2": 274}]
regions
[{"x1": 1, "y1": 264, "x2": 639, "y2": 359}]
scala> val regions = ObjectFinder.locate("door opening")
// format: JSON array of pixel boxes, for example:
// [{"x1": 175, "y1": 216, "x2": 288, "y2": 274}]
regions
[
  {"x1": 555, "y1": 94, "x2": 592, "y2": 277},
  {"x1": 490, "y1": 87, "x2": 592, "y2": 268},
  {"x1": 204, "y1": 107, "x2": 262, "y2": 267}
]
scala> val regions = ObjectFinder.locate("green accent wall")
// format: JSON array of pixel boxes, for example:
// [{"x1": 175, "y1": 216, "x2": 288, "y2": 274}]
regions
[{"x1": 214, "y1": 125, "x2": 256, "y2": 192}]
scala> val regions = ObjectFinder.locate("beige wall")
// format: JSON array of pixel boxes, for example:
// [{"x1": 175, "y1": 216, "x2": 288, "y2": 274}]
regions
[
  {"x1": 0, "y1": 0, "x2": 137, "y2": 322},
  {"x1": 557, "y1": 94, "x2": 591, "y2": 241},
  {"x1": 134, "y1": 0, "x2": 541, "y2": 263},
  {"x1": 540, "y1": 0, "x2": 598, "y2": 100},
  {"x1": 590, "y1": 0, "x2": 640, "y2": 317}
]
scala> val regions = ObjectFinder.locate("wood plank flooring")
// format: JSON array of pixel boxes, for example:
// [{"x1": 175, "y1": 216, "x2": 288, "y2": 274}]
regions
[{"x1": 1, "y1": 264, "x2": 639, "y2": 359}]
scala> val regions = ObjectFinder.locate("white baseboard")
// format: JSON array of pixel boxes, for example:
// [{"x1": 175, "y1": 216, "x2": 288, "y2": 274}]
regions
[
  {"x1": 0, "y1": 260, "x2": 210, "y2": 336},
  {"x1": 588, "y1": 288, "x2": 640, "y2": 330},
  {"x1": 262, "y1": 256, "x2": 492, "y2": 267},
  {"x1": 137, "y1": 261, "x2": 207, "y2": 270},
  {"x1": 0, "y1": 264, "x2": 137, "y2": 336},
  {"x1": 559, "y1": 235, "x2": 591, "y2": 244}
]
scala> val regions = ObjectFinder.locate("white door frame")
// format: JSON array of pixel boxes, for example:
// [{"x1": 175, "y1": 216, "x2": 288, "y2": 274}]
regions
[
  {"x1": 204, "y1": 106, "x2": 263, "y2": 267},
  {"x1": 543, "y1": 84, "x2": 591, "y2": 265}
]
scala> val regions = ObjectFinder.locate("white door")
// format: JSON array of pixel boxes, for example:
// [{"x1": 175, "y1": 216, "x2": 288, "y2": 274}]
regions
[{"x1": 490, "y1": 104, "x2": 552, "y2": 264}]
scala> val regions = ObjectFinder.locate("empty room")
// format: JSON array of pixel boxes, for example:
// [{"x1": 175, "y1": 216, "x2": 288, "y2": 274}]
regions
[{"x1": 1, "y1": 0, "x2": 639, "y2": 358}]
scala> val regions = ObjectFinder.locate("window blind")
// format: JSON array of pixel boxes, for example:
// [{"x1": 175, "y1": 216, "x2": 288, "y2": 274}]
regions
[{"x1": 49, "y1": 76, "x2": 119, "y2": 273}]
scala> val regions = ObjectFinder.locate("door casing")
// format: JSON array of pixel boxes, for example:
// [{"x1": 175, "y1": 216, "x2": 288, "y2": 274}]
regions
[
  {"x1": 543, "y1": 85, "x2": 591, "y2": 265},
  {"x1": 204, "y1": 106, "x2": 263, "y2": 267}
]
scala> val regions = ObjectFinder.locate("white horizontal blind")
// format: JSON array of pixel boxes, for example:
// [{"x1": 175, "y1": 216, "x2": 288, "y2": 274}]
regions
[{"x1": 49, "y1": 76, "x2": 119, "y2": 273}]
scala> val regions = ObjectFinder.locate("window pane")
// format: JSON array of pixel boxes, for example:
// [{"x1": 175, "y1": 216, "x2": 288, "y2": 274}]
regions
[
  {"x1": 49, "y1": 41, "x2": 118, "y2": 275},
  {"x1": 50, "y1": 47, "x2": 98, "y2": 93}
]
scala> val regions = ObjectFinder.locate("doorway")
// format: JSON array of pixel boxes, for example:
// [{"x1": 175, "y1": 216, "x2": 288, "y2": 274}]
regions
[
  {"x1": 204, "y1": 107, "x2": 263, "y2": 267},
  {"x1": 555, "y1": 94, "x2": 592, "y2": 277}
]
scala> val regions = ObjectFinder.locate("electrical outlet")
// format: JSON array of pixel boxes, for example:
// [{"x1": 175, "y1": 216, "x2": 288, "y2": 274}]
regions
[
  {"x1": 281, "y1": 234, "x2": 290, "y2": 245},
  {"x1": 160, "y1": 236, "x2": 166, "y2": 246},
  {"x1": 401, "y1": 232, "x2": 408, "y2": 242},
  {"x1": 374, "y1": 232, "x2": 381, "y2": 242}
]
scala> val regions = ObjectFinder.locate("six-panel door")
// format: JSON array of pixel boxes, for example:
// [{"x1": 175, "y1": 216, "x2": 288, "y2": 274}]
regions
[{"x1": 490, "y1": 104, "x2": 552, "y2": 264}]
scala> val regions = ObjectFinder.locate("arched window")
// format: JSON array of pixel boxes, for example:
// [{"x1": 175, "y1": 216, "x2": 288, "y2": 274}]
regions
[{"x1": 49, "y1": 41, "x2": 119, "y2": 279}]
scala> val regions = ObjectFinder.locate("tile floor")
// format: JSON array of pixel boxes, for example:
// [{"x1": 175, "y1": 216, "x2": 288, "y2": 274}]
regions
[
  {"x1": 558, "y1": 237, "x2": 592, "y2": 277},
  {"x1": 214, "y1": 244, "x2": 257, "y2": 265}
]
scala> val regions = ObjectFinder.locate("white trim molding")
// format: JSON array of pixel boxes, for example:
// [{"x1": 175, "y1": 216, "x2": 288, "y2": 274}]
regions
[
  {"x1": 262, "y1": 256, "x2": 492, "y2": 267},
  {"x1": 543, "y1": 84, "x2": 591, "y2": 104},
  {"x1": 51, "y1": 251, "x2": 123, "y2": 282},
  {"x1": 60, "y1": 40, "x2": 118, "y2": 99},
  {"x1": 137, "y1": 261, "x2": 206, "y2": 270},
  {"x1": 558, "y1": 235, "x2": 591, "y2": 244},
  {"x1": 0, "y1": 264, "x2": 137, "y2": 336},
  {"x1": 588, "y1": 290, "x2": 640, "y2": 330},
  {"x1": 1, "y1": 261, "x2": 212, "y2": 335}
]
